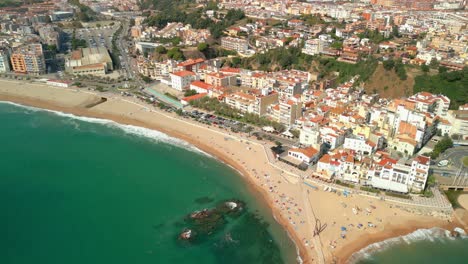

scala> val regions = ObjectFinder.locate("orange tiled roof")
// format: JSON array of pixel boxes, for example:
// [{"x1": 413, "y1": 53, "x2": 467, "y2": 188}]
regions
[
  {"x1": 182, "y1": 93, "x2": 207, "y2": 102},
  {"x1": 177, "y1": 58, "x2": 204, "y2": 67},
  {"x1": 191, "y1": 80, "x2": 212, "y2": 89},
  {"x1": 290, "y1": 147, "x2": 319, "y2": 158}
]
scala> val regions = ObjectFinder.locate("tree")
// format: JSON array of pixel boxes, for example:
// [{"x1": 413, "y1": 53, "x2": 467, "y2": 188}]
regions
[
  {"x1": 438, "y1": 66, "x2": 448, "y2": 74},
  {"x1": 430, "y1": 135, "x2": 453, "y2": 159},
  {"x1": 245, "y1": 126, "x2": 254, "y2": 136},
  {"x1": 197, "y1": 42, "x2": 208, "y2": 52},
  {"x1": 330, "y1": 41, "x2": 343, "y2": 50},
  {"x1": 383, "y1": 60, "x2": 395, "y2": 71},
  {"x1": 184, "y1": 89, "x2": 198, "y2": 97},
  {"x1": 394, "y1": 61, "x2": 407, "y2": 80},
  {"x1": 429, "y1": 58, "x2": 439, "y2": 69},
  {"x1": 141, "y1": 75, "x2": 152, "y2": 83},
  {"x1": 47, "y1": 44, "x2": 57, "y2": 51},
  {"x1": 156, "y1": 46, "x2": 167, "y2": 54},
  {"x1": 421, "y1": 64, "x2": 430, "y2": 73},
  {"x1": 171, "y1": 37, "x2": 181, "y2": 46},
  {"x1": 167, "y1": 47, "x2": 184, "y2": 60}
]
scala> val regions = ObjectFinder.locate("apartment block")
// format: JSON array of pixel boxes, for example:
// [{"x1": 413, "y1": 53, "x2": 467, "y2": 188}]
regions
[
  {"x1": 170, "y1": 71, "x2": 196, "y2": 91},
  {"x1": 205, "y1": 72, "x2": 236, "y2": 87},
  {"x1": 0, "y1": 49, "x2": 10, "y2": 73},
  {"x1": 225, "y1": 90, "x2": 278, "y2": 116},
  {"x1": 221, "y1": 37, "x2": 248, "y2": 53},
  {"x1": 10, "y1": 44, "x2": 46, "y2": 75}
]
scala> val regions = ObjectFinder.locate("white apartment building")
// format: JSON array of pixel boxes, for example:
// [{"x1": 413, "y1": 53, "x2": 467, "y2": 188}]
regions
[
  {"x1": 320, "y1": 126, "x2": 348, "y2": 150},
  {"x1": 299, "y1": 126, "x2": 321, "y2": 148},
  {"x1": 343, "y1": 136, "x2": 376, "y2": 155},
  {"x1": 302, "y1": 39, "x2": 328, "y2": 56},
  {"x1": 190, "y1": 80, "x2": 213, "y2": 94},
  {"x1": 0, "y1": 49, "x2": 10, "y2": 73},
  {"x1": 170, "y1": 71, "x2": 196, "y2": 91},
  {"x1": 446, "y1": 110, "x2": 468, "y2": 140},
  {"x1": 275, "y1": 98, "x2": 303, "y2": 125},
  {"x1": 369, "y1": 155, "x2": 430, "y2": 193},
  {"x1": 221, "y1": 37, "x2": 248, "y2": 53},
  {"x1": 288, "y1": 147, "x2": 320, "y2": 164},
  {"x1": 408, "y1": 92, "x2": 450, "y2": 117}
]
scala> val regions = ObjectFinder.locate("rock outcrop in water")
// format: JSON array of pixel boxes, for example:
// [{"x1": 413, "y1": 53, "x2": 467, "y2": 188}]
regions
[{"x1": 178, "y1": 199, "x2": 245, "y2": 243}]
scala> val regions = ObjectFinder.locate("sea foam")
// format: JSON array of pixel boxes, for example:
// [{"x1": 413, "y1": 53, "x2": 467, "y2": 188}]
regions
[
  {"x1": 348, "y1": 227, "x2": 467, "y2": 263},
  {"x1": 0, "y1": 100, "x2": 212, "y2": 157}
]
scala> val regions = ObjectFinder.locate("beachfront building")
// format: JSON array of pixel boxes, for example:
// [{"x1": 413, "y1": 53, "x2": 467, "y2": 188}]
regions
[
  {"x1": 0, "y1": 49, "x2": 10, "y2": 73},
  {"x1": 225, "y1": 90, "x2": 278, "y2": 116},
  {"x1": 65, "y1": 47, "x2": 113, "y2": 75},
  {"x1": 314, "y1": 154, "x2": 338, "y2": 181},
  {"x1": 170, "y1": 70, "x2": 196, "y2": 91},
  {"x1": 10, "y1": 44, "x2": 46, "y2": 75},
  {"x1": 221, "y1": 37, "x2": 248, "y2": 53},
  {"x1": 368, "y1": 154, "x2": 430, "y2": 193},
  {"x1": 287, "y1": 147, "x2": 320, "y2": 165}
]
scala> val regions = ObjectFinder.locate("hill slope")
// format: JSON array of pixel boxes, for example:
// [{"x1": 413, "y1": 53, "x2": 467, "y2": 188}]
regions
[{"x1": 364, "y1": 64, "x2": 415, "y2": 98}]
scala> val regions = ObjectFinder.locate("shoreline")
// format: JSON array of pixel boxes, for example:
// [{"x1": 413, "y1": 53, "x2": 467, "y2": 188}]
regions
[
  {"x1": 1, "y1": 80, "x2": 466, "y2": 264},
  {"x1": 0, "y1": 93, "x2": 312, "y2": 263},
  {"x1": 339, "y1": 221, "x2": 462, "y2": 263}
]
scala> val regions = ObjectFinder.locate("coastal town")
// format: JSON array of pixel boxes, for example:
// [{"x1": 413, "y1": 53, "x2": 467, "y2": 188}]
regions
[{"x1": 0, "y1": 0, "x2": 467, "y2": 263}]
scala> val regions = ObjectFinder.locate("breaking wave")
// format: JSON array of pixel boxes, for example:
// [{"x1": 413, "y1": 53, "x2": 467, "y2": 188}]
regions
[
  {"x1": 348, "y1": 227, "x2": 467, "y2": 263},
  {"x1": 0, "y1": 100, "x2": 212, "y2": 157}
]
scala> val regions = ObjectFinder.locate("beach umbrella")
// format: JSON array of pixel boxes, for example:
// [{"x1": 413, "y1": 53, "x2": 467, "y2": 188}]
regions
[{"x1": 341, "y1": 226, "x2": 347, "y2": 231}]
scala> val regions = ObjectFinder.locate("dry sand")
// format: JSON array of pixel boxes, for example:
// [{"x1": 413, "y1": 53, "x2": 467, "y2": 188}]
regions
[
  {"x1": 458, "y1": 195, "x2": 468, "y2": 210},
  {"x1": 1, "y1": 79, "x2": 465, "y2": 264}
]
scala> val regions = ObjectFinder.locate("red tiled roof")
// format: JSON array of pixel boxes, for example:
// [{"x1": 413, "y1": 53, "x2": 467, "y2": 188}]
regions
[
  {"x1": 289, "y1": 147, "x2": 319, "y2": 158},
  {"x1": 191, "y1": 80, "x2": 212, "y2": 89},
  {"x1": 319, "y1": 154, "x2": 331, "y2": 164},
  {"x1": 182, "y1": 93, "x2": 207, "y2": 102},
  {"x1": 177, "y1": 58, "x2": 205, "y2": 67},
  {"x1": 220, "y1": 67, "x2": 241, "y2": 74},
  {"x1": 415, "y1": 155, "x2": 430, "y2": 165}
]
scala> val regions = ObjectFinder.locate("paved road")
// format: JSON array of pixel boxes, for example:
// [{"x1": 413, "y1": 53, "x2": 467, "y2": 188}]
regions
[{"x1": 433, "y1": 146, "x2": 468, "y2": 171}]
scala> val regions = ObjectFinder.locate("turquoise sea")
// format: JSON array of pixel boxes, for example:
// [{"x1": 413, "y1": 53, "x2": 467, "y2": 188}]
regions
[
  {"x1": 355, "y1": 227, "x2": 468, "y2": 264},
  {"x1": 0, "y1": 102, "x2": 298, "y2": 264},
  {"x1": 2, "y1": 101, "x2": 467, "y2": 264}
]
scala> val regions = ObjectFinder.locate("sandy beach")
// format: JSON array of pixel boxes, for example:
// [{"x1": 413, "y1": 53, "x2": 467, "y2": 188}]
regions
[{"x1": 1, "y1": 79, "x2": 466, "y2": 264}]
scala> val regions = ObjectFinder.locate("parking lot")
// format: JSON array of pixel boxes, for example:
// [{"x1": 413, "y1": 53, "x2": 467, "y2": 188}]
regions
[{"x1": 62, "y1": 22, "x2": 121, "y2": 52}]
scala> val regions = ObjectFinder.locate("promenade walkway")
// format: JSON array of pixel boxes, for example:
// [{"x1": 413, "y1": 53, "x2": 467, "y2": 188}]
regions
[{"x1": 263, "y1": 145, "x2": 453, "y2": 212}]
